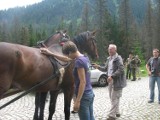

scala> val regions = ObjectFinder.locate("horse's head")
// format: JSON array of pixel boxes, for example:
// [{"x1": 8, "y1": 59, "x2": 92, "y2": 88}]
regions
[
  {"x1": 37, "y1": 30, "x2": 70, "y2": 48},
  {"x1": 73, "y1": 31, "x2": 99, "y2": 59}
]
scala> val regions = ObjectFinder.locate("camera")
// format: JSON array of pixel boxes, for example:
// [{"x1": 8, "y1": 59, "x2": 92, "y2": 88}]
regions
[{"x1": 151, "y1": 68, "x2": 155, "y2": 74}]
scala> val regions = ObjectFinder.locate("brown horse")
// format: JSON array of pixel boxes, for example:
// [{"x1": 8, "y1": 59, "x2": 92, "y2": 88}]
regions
[
  {"x1": 0, "y1": 31, "x2": 67, "y2": 102},
  {"x1": 33, "y1": 31, "x2": 98, "y2": 120}
]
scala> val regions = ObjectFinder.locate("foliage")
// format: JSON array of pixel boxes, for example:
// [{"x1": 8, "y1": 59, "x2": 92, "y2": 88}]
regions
[{"x1": 0, "y1": 0, "x2": 159, "y2": 64}]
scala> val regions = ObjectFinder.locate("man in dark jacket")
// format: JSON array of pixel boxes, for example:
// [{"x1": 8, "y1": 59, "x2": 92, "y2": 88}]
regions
[{"x1": 92, "y1": 44, "x2": 126, "y2": 120}]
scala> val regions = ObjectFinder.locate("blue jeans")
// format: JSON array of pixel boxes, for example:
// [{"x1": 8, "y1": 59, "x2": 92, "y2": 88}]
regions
[
  {"x1": 149, "y1": 76, "x2": 160, "y2": 101},
  {"x1": 78, "y1": 90, "x2": 95, "y2": 120}
]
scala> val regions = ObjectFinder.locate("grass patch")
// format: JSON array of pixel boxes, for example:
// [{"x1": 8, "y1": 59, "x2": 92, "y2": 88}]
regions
[{"x1": 139, "y1": 65, "x2": 148, "y2": 77}]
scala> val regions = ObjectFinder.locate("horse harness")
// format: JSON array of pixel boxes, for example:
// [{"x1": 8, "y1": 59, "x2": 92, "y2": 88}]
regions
[{"x1": 37, "y1": 41, "x2": 71, "y2": 85}]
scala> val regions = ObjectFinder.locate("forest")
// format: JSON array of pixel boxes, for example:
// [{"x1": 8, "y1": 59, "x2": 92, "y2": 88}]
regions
[{"x1": 0, "y1": 0, "x2": 159, "y2": 64}]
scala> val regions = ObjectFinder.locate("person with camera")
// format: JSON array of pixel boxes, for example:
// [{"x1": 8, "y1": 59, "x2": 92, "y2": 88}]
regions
[{"x1": 146, "y1": 48, "x2": 160, "y2": 104}]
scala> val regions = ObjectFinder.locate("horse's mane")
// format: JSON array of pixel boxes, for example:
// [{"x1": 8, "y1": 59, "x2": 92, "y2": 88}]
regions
[{"x1": 73, "y1": 31, "x2": 90, "y2": 49}]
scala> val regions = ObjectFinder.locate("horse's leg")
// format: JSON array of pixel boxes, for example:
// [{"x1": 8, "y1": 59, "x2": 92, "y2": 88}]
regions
[
  {"x1": 39, "y1": 92, "x2": 48, "y2": 120},
  {"x1": 63, "y1": 88, "x2": 74, "y2": 120},
  {"x1": 33, "y1": 92, "x2": 40, "y2": 120},
  {"x1": 48, "y1": 90, "x2": 59, "y2": 120},
  {"x1": 0, "y1": 75, "x2": 12, "y2": 99}
]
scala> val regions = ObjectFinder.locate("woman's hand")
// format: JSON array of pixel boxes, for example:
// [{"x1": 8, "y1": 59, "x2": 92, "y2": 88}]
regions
[
  {"x1": 73, "y1": 100, "x2": 80, "y2": 112},
  {"x1": 40, "y1": 48, "x2": 52, "y2": 55}
]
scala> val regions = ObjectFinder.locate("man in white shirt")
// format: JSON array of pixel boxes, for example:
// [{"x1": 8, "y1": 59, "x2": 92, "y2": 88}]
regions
[{"x1": 92, "y1": 44, "x2": 126, "y2": 120}]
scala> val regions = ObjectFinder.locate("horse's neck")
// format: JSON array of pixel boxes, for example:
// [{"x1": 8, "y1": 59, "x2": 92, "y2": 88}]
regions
[
  {"x1": 44, "y1": 35, "x2": 60, "y2": 47},
  {"x1": 45, "y1": 40, "x2": 59, "y2": 47},
  {"x1": 48, "y1": 44, "x2": 63, "y2": 54}
]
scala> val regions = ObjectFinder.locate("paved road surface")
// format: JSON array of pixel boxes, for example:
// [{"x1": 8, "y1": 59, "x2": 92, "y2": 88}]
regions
[{"x1": 0, "y1": 77, "x2": 160, "y2": 120}]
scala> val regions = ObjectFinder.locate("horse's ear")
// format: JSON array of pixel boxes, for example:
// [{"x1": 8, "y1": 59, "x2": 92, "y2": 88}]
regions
[
  {"x1": 63, "y1": 30, "x2": 67, "y2": 34},
  {"x1": 91, "y1": 30, "x2": 97, "y2": 36}
]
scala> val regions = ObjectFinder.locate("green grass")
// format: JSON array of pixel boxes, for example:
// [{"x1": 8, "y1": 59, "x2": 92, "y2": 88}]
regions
[
  {"x1": 125, "y1": 65, "x2": 148, "y2": 78},
  {"x1": 139, "y1": 65, "x2": 148, "y2": 77}
]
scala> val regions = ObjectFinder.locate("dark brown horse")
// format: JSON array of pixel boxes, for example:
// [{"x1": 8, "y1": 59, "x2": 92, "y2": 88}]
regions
[
  {"x1": 33, "y1": 31, "x2": 98, "y2": 120},
  {"x1": 0, "y1": 31, "x2": 68, "y2": 107},
  {"x1": 0, "y1": 31, "x2": 63, "y2": 96}
]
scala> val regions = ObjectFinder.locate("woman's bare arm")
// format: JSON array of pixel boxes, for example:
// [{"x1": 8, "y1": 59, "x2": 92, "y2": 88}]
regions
[{"x1": 40, "y1": 48, "x2": 72, "y2": 62}]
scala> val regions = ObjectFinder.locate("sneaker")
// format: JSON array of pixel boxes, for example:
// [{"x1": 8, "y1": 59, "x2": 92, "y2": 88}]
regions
[
  {"x1": 148, "y1": 100, "x2": 154, "y2": 103},
  {"x1": 116, "y1": 114, "x2": 120, "y2": 117}
]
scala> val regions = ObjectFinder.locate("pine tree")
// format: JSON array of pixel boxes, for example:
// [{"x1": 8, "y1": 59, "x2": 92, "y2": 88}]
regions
[
  {"x1": 94, "y1": 0, "x2": 110, "y2": 60},
  {"x1": 0, "y1": 25, "x2": 2, "y2": 41},
  {"x1": 118, "y1": 0, "x2": 136, "y2": 58},
  {"x1": 142, "y1": 0, "x2": 154, "y2": 59},
  {"x1": 58, "y1": 16, "x2": 65, "y2": 30},
  {"x1": 1, "y1": 22, "x2": 8, "y2": 42},
  {"x1": 68, "y1": 21, "x2": 74, "y2": 38},
  {"x1": 28, "y1": 24, "x2": 35, "y2": 46},
  {"x1": 20, "y1": 26, "x2": 29, "y2": 45},
  {"x1": 154, "y1": 0, "x2": 160, "y2": 49},
  {"x1": 11, "y1": 16, "x2": 21, "y2": 43},
  {"x1": 80, "y1": 0, "x2": 90, "y2": 31}
]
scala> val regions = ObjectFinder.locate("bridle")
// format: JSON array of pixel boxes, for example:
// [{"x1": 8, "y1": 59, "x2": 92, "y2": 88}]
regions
[
  {"x1": 37, "y1": 31, "x2": 70, "y2": 67},
  {"x1": 37, "y1": 31, "x2": 70, "y2": 48},
  {"x1": 86, "y1": 31, "x2": 98, "y2": 58}
]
